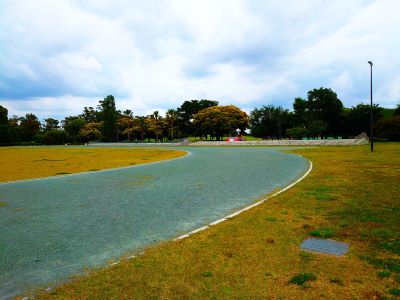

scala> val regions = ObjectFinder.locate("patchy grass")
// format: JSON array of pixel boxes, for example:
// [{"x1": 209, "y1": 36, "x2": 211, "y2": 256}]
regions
[
  {"x1": 54, "y1": 172, "x2": 71, "y2": 175},
  {"x1": 288, "y1": 272, "x2": 317, "y2": 286},
  {"x1": 0, "y1": 201, "x2": 8, "y2": 207},
  {"x1": 309, "y1": 228, "x2": 335, "y2": 238},
  {"x1": 378, "y1": 271, "x2": 392, "y2": 278},
  {"x1": 24, "y1": 143, "x2": 400, "y2": 299},
  {"x1": 329, "y1": 277, "x2": 343, "y2": 285},
  {"x1": 299, "y1": 251, "x2": 314, "y2": 263},
  {"x1": 0, "y1": 147, "x2": 187, "y2": 182},
  {"x1": 389, "y1": 287, "x2": 400, "y2": 296}
]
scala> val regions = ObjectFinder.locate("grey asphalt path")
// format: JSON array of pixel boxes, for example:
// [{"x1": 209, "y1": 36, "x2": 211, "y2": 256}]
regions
[{"x1": 0, "y1": 147, "x2": 308, "y2": 299}]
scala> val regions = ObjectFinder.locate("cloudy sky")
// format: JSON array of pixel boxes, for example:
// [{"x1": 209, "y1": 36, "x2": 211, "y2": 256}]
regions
[{"x1": 0, "y1": 0, "x2": 399, "y2": 120}]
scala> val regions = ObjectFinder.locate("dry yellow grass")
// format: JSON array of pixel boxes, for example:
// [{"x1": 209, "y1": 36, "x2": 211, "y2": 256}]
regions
[
  {"x1": 20, "y1": 144, "x2": 400, "y2": 299},
  {"x1": 0, "y1": 147, "x2": 187, "y2": 182}
]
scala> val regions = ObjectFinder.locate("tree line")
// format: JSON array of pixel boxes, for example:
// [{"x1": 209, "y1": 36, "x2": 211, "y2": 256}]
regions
[
  {"x1": 250, "y1": 88, "x2": 400, "y2": 140},
  {"x1": 1, "y1": 87, "x2": 399, "y2": 145}
]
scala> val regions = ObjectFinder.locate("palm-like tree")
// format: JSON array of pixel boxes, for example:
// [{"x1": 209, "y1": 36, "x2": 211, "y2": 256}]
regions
[{"x1": 165, "y1": 109, "x2": 178, "y2": 140}]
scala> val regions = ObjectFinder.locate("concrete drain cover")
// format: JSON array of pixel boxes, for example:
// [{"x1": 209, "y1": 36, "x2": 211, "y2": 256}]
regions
[{"x1": 300, "y1": 238, "x2": 349, "y2": 256}]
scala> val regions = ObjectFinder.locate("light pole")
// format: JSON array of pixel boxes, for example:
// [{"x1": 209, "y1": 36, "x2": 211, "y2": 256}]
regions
[{"x1": 368, "y1": 61, "x2": 373, "y2": 152}]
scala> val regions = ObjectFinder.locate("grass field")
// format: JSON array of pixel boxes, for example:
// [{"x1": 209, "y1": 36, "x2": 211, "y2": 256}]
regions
[
  {"x1": 17, "y1": 143, "x2": 400, "y2": 299},
  {"x1": 0, "y1": 147, "x2": 187, "y2": 182}
]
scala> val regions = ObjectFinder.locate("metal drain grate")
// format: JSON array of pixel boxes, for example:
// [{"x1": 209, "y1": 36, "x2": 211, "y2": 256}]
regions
[{"x1": 300, "y1": 238, "x2": 349, "y2": 256}]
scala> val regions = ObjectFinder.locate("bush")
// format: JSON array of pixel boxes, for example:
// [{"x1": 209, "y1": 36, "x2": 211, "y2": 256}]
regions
[
  {"x1": 0, "y1": 124, "x2": 20, "y2": 145},
  {"x1": 289, "y1": 272, "x2": 317, "y2": 286},
  {"x1": 375, "y1": 116, "x2": 400, "y2": 141},
  {"x1": 286, "y1": 127, "x2": 309, "y2": 139},
  {"x1": 309, "y1": 228, "x2": 335, "y2": 238},
  {"x1": 34, "y1": 130, "x2": 70, "y2": 145}
]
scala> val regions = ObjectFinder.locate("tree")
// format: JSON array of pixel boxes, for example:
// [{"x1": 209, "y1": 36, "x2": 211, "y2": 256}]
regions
[
  {"x1": 118, "y1": 116, "x2": 135, "y2": 141},
  {"x1": 165, "y1": 109, "x2": 178, "y2": 140},
  {"x1": 63, "y1": 117, "x2": 86, "y2": 143},
  {"x1": 133, "y1": 116, "x2": 147, "y2": 141},
  {"x1": 43, "y1": 118, "x2": 59, "y2": 131},
  {"x1": 0, "y1": 105, "x2": 8, "y2": 125},
  {"x1": 0, "y1": 106, "x2": 19, "y2": 145},
  {"x1": 79, "y1": 122, "x2": 102, "y2": 142},
  {"x1": 177, "y1": 99, "x2": 218, "y2": 136},
  {"x1": 146, "y1": 111, "x2": 163, "y2": 142},
  {"x1": 375, "y1": 116, "x2": 400, "y2": 141},
  {"x1": 193, "y1": 105, "x2": 248, "y2": 140},
  {"x1": 249, "y1": 105, "x2": 293, "y2": 139},
  {"x1": 81, "y1": 107, "x2": 99, "y2": 123},
  {"x1": 34, "y1": 130, "x2": 70, "y2": 145},
  {"x1": 286, "y1": 127, "x2": 309, "y2": 139},
  {"x1": 345, "y1": 103, "x2": 384, "y2": 136},
  {"x1": 306, "y1": 88, "x2": 344, "y2": 136},
  {"x1": 394, "y1": 104, "x2": 400, "y2": 116},
  {"x1": 292, "y1": 97, "x2": 309, "y2": 128},
  {"x1": 98, "y1": 95, "x2": 118, "y2": 142},
  {"x1": 122, "y1": 109, "x2": 133, "y2": 117},
  {"x1": 19, "y1": 113, "x2": 41, "y2": 141}
]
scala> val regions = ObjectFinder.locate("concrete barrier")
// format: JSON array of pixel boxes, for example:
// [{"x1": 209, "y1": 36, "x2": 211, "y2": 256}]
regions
[{"x1": 189, "y1": 138, "x2": 368, "y2": 147}]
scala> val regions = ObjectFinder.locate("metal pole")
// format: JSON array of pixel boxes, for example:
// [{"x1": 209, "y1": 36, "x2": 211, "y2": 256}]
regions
[{"x1": 368, "y1": 61, "x2": 373, "y2": 152}]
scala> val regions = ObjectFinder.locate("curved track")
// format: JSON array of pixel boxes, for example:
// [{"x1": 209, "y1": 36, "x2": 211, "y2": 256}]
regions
[{"x1": 0, "y1": 147, "x2": 308, "y2": 298}]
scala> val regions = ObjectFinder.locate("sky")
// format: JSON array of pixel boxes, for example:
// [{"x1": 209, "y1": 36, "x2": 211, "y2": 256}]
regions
[{"x1": 0, "y1": 0, "x2": 399, "y2": 121}]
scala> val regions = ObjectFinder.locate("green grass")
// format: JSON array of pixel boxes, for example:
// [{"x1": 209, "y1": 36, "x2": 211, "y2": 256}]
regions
[
  {"x1": 309, "y1": 228, "x2": 335, "y2": 238},
  {"x1": 288, "y1": 272, "x2": 317, "y2": 286},
  {"x1": 389, "y1": 288, "x2": 400, "y2": 296},
  {"x1": 378, "y1": 271, "x2": 392, "y2": 278},
  {"x1": 29, "y1": 143, "x2": 400, "y2": 299}
]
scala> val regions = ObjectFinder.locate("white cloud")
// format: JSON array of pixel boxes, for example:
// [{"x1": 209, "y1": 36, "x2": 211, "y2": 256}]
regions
[{"x1": 1, "y1": 0, "x2": 400, "y2": 119}]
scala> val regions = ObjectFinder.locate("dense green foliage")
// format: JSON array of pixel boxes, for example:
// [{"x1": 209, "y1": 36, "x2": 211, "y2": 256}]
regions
[
  {"x1": 0, "y1": 90, "x2": 399, "y2": 145},
  {"x1": 249, "y1": 106, "x2": 292, "y2": 139},
  {"x1": 250, "y1": 88, "x2": 398, "y2": 140}
]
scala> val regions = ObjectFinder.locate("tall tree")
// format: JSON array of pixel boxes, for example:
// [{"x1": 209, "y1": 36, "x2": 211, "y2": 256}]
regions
[
  {"x1": 43, "y1": 118, "x2": 59, "y2": 131},
  {"x1": 122, "y1": 109, "x2": 133, "y2": 117},
  {"x1": 118, "y1": 116, "x2": 134, "y2": 141},
  {"x1": 165, "y1": 109, "x2": 178, "y2": 140},
  {"x1": 0, "y1": 105, "x2": 8, "y2": 125},
  {"x1": 147, "y1": 111, "x2": 163, "y2": 141},
  {"x1": 81, "y1": 107, "x2": 99, "y2": 123},
  {"x1": 306, "y1": 88, "x2": 344, "y2": 136},
  {"x1": 0, "y1": 105, "x2": 19, "y2": 145},
  {"x1": 133, "y1": 116, "x2": 147, "y2": 141},
  {"x1": 193, "y1": 105, "x2": 248, "y2": 140},
  {"x1": 79, "y1": 122, "x2": 102, "y2": 142},
  {"x1": 19, "y1": 113, "x2": 41, "y2": 141},
  {"x1": 249, "y1": 105, "x2": 292, "y2": 139},
  {"x1": 292, "y1": 97, "x2": 309, "y2": 128},
  {"x1": 63, "y1": 116, "x2": 86, "y2": 143},
  {"x1": 375, "y1": 116, "x2": 400, "y2": 141},
  {"x1": 177, "y1": 99, "x2": 218, "y2": 136},
  {"x1": 394, "y1": 104, "x2": 400, "y2": 116},
  {"x1": 345, "y1": 103, "x2": 384, "y2": 136},
  {"x1": 98, "y1": 95, "x2": 118, "y2": 142}
]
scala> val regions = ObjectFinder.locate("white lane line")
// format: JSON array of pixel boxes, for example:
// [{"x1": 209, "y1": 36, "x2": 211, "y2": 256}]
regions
[
  {"x1": 188, "y1": 225, "x2": 209, "y2": 235},
  {"x1": 209, "y1": 218, "x2": 227, "y2": 226}
]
